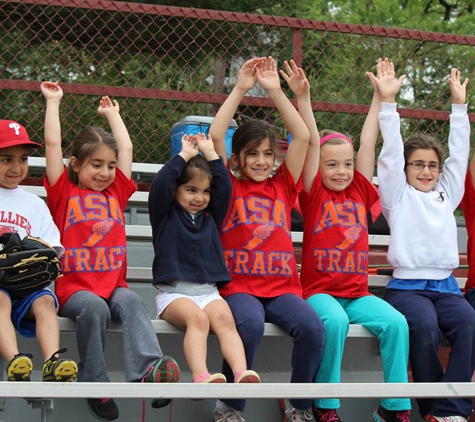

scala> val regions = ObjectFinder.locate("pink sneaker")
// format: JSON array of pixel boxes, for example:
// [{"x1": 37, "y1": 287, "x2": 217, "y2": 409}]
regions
[
  {"x1": 234, "y1": 370, "x2": 260, "y2": 383},
  {"x1": 193, "y1": 372, "x2": 227, "y2": 383}
]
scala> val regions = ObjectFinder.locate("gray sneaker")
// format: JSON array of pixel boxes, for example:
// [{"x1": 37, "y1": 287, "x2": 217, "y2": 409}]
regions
[
  {"x1": 213, "y1": 408, "x2": 245, "y2": 422},
  {"x1": 280, "y1": 399, "x2": 315, "y2": 421}
]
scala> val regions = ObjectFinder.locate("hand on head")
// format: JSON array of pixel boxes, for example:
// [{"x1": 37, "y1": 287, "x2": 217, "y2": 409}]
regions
[
  {"x1": 449, "y1": 68, "x2": 468, "y2": 105},
  {"x1": 195, "y1": 132, "x2": 214, "y2": 154},
  {"x1": 280, "y1": 59, "x2": 310, "y2": 97},
  {"x1": 40, "y1": 81, "x2": 63, "y2": 101},
  {"x1": 180, "y1": 134, "x2": 199, "y2": 160}
]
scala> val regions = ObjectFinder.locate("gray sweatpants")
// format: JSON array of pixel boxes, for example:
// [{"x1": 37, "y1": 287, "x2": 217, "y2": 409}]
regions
[{"x1": 60, "y1": 288, "x2": 163, "y2": 382}]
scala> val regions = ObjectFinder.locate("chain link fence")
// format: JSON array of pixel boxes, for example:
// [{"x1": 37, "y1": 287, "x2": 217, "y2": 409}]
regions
[{"x1": 1, "y1": 0, "x2": 475, "y2": 173}]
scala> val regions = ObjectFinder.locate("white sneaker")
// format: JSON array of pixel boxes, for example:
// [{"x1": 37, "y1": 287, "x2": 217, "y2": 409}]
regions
[
  {"x1": 280, "y1": 398, "x2": 314, "y2": 421},
  {"x1": 425, "y1": 416, "x2": 468, "y2": 422},
  {"x1": 213, "y1": 408, "x2": 245, "y2": 422}
]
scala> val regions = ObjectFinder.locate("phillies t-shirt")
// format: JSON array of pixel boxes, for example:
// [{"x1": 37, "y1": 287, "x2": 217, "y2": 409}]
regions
[
  {"x1": 299, "y1": 171, "x2": 378, "y2": 299},
  {"x1": 45, "y1": 168, "x2": 137, "y2": 307},
  {"x1": 219, "y1": 163, "x2": 302, "y2": 298}
]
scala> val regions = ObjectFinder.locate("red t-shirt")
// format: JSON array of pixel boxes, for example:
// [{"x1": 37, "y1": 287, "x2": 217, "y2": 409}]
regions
[
  {"x1": 45, "y1": 168, "x2": 137, "y2": 308},
  {"x1": 461, "y1": 169, "x2": 475, "y2": 290},
  {"x1": 299, "y1": 171, "x2": 378, "y2": 299},
  {"x1": 219, "y1": 163, "x2": 302, "y2": 298}
]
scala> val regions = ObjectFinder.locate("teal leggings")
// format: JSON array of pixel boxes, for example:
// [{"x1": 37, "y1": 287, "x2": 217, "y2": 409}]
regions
[{"x1": 306, "y1": 293, "x2": 411, "y2": 411}]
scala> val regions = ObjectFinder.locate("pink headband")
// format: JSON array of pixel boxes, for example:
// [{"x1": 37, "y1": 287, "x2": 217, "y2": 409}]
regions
[{"x1": 320, "y1": 133, "x2": 353, "y2": 146}]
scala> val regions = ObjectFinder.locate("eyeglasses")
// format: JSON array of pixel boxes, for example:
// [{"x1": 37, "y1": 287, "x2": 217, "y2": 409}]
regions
[{"x1": 406, "y1": 162, "x2": 440, "y2": 172}]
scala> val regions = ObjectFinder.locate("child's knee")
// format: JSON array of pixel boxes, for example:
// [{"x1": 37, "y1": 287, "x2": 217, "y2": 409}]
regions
[
  {"x1": 32, "y1": 294, "x2": 56, "y2": 310},
  {"x1": 190, "y1": 310, "x2": 211, "y2": 331},
  {"x1": 238, "y1": 316, "x2": 265, "y2": 339},
  {"x1": 0, "y1": 290, "x2": 11, "y2": 306}
]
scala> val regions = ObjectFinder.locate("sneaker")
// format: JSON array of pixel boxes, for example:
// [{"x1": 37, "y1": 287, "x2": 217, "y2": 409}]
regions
[
  {"x1": 234, "y1": 369, "x2": 260, "y2": 383},
  {"x1": 87, "y1": 398, "x2": 119, "y2": 421},
  {"x1": 373, "y1": 406, "x2": 411, "y2": 422},
  {"x1": 193, "y1": 372, "x2": 227, "y2": 383},
  {"x1": 425, "y1": 416, "x2": 468, "y2": 422},
  {"x1": 313, "y1": 407, "x2": 342, "y2": 422},
  {"x1": 280, "y1": 398, "x2": 314, "y2": 421},
  {"x1": 144, "y1": 356, "x2": 180, "y2": 410},
  {"x1": 6, "y1": 353, "x2": 33, "y2": 381},
  {"x1": 213, "y1": 408, "x2": 246, "y2": 422},
  {"x1": 42, "y1": 349, "x2": 78, "y2": 382},
  {"x1": 144, "y1": 355, "x2": 181, "y2": 383}
]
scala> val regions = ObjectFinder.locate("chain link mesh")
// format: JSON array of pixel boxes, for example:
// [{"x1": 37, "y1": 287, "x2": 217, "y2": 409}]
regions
[{"x1": 1, "y1": 0, "x2": 474, "y2": 168}]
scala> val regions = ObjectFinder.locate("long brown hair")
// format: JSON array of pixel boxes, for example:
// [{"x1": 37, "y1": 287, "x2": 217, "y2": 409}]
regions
[{"x1": 67, "y1": 126, "x2": 119, "y2": 185}]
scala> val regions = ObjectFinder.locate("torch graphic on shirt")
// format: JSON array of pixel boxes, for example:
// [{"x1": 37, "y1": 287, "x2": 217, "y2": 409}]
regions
[
  {"x1": 335, "y1": 224, "x2": 362, "y2": 250},
  {"x1": 82, "y1": 219, "x2": 114, "y2": 247},
  {"x1": 243, "y1": 223, "x2": 276, "y2": 250}
]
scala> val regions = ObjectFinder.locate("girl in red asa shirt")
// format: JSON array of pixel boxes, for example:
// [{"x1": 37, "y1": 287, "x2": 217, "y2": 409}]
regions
[
  {"x1": 209, "y1": 56, "x2": 324, "y2": 422},
  {"x1": 41, "y1": 82, "x2": 180, "y2": 422},
  {"x1": 293, "y1": 58, "x2": 412, "y2": 422}
]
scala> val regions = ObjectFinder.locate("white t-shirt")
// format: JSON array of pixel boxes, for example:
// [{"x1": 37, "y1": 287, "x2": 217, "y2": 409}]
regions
[{"x1": 0, "y1": 186, "x2": 64, "y2": 257}]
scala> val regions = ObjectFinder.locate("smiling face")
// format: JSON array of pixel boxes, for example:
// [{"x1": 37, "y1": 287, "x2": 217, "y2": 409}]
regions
[
  {"x1": 0, "y1": 145, "x2": 30, "y2": 189},
  {"x1": 71, "y1": 144, "x2": 117, "y2": 191},
  {"x1": 318, "y1": 142, "x2": 355, "y2": 191},
  {"x1": 175, "y1": 172, "x2": 211, "y2": 215},
  {"x1": 405, "y1": 148, "x2": 440, "y2": 192},
  {"x1": 231, "y1": 137, "x2": 275, "y2": 182}
]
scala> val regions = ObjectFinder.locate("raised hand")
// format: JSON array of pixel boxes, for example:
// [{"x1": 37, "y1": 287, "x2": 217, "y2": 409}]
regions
[
  {"x1": 449, "y1": 68, "x2": 468, "y2": 105},
  {"x1": 255, "y1": 56, "x2": 281, "y2": 94},
  {"x1": 366, "y1": 57, "x2": 387, "y2": 91},
  {"x1": 97, "y1": 96, "x2": 120, "y2": 118},
  {"x1": 369, "y1": 58, "x2": 406, "y2": 103},
  {"x1": 280, "y1": 59, "x2": 310, "y2": 97},
  {"x1": 40, "y1": 81, "x2": 63, "y2": 101},
  {"x1": 235, "y1": 57, "x2": 265, "y2": 92}
]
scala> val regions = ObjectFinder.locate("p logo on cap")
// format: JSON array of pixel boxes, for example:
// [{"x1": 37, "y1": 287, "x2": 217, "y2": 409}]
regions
[{"x1": 0, "y1": 120, "x2": 41, "y2": 149}]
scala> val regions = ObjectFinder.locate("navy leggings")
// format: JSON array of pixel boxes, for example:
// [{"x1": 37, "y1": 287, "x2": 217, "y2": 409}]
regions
[
  {"x1": 221, "y1": 293, "x2": 325, "y2": 411},
  {"x1": 385, "y1": 289, "x2": 475, "y2": 419}
]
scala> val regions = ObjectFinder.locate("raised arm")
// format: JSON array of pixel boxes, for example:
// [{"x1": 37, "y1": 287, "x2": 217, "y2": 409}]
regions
[
  {"x1": 357, "y1": 57, "x2": 386, "y2": 182},
  {"x1": 280, "y1": 59, "x2": 318, "y2": 191},
  {"x1": 40, "y1": 82, "x2": 66, "y2": 186},
  {"x1": 210, "y1": 57, "x2": 265, "y2": 165},
  {"x1": 256, "y1": 57, "x2": 309, "y2": 183},
  {"x1": 97, "y1": 96, "x2": 133, "y2": 179}
]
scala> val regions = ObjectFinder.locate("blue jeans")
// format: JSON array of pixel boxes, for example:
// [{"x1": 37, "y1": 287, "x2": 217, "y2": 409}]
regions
[
  {"x1": 221, "y1": 293, "x2": 324, "y2": 411},
  {"x1": 307, "y1": 293, "x2": 411, "y2": 411},
  {"x1": 385, "y1": 289, "x2": 475, "y2": 419}
]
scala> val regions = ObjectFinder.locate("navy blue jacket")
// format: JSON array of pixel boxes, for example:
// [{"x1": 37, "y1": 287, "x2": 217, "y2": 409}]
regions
[{"x1": 148, "y1": 154, "x2": 232, "y2": 287}]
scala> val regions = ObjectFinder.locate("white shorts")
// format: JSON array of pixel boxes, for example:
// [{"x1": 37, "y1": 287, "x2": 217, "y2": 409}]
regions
[{"x1": 155, "y1": 288, "x2": 224, "y2": 318}]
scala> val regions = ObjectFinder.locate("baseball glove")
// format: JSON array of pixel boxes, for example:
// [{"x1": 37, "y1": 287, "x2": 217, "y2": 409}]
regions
[{"x1": 0, "y1": 232, "x2": 61, "y2": 299}]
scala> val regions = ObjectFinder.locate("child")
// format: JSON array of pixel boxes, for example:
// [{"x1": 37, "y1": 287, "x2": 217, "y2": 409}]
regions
[
  {"x1": 209, "y1": 56, "x2": 325, "y2": 422},
  {"x1": 291, "y1": 57, "x2": 413, "y2": 422},
  {"x1": 40, "y1": 82, "x2": 180, "y2": 422},
  {"x1": 375, "y1": 66, "x2": 475, "y2": 422},
  {"x1": 0, "y1": 119, "x2": 78, "y2": 382},
  {"x1": 462, "y1": 157, "x2": 475, "y2": 309},
  {"x1": 148, "y1": 131, "x2": 260, "y2": 388}
]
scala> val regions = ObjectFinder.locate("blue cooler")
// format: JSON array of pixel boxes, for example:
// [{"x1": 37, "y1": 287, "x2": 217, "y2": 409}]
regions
[{"x1": 170, "y1": 115, "x2": 237, "y2": 158}]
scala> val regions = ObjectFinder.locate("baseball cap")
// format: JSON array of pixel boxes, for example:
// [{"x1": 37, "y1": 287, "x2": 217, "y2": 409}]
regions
[{"x1": 0, "y1": 120, "x2": 41, "y2": 149}]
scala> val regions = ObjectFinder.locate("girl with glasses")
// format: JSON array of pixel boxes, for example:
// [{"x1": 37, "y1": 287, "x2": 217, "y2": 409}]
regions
[{"x1": 375, "y1": 66, "x2": 475, "y2": 422}]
